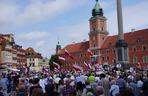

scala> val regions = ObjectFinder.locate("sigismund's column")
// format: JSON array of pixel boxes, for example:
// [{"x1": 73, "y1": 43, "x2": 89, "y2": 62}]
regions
[{"x1": 115, "y1": 0, "x2": 129, "y2": 68}]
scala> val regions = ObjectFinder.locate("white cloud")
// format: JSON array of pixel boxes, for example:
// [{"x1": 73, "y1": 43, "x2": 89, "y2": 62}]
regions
[
  {"x1": 54, "y1": 21, "x2": 89, "y2": 44},
  {"x1": 0, "y1": 1, "x2": 17, "y2": 26},
  {"x1": 106, "y1": 1, "x2": 148, "y2": 35},
  {"x1": 16, "y1": 0, "x2": 71, "y2": 25},
  {"x1": 123, "y1": 1, "x2": 148, "y2": 31},
  {"x1": 101, "y1": 1, "x2": 114, "y2": 9},
  {"x1": 0, "y1": 0, "x2": 87, "y2": 27},
  {"x1": 35, "y1": 40, "x2": 46, "y2": 48},
  {"x1": 17, "y1": 31, "x2": 49, "y2": 40}
]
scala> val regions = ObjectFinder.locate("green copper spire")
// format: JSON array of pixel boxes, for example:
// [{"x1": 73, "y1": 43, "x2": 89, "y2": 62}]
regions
[
  {"x1": 92, "y1": 0, "x2": 103, "y2": 16},
  {"x1": 56, "y1": 40, "x2": 61, "y2": 54}
]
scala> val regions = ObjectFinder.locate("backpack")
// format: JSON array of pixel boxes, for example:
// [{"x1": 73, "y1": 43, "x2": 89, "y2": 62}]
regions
[{"x1": 86, "y1": 87, "x2": 96, "y2": 96}]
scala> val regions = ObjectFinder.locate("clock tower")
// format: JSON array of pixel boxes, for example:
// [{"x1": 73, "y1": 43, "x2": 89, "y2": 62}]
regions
[{"x1": 89, "y1": 0, "x2": 108, "y2": 49}]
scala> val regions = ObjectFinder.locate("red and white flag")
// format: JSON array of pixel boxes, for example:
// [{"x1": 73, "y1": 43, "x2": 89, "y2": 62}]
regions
[
  {"x1": 84, "y1": 61, "x2": 91, "y2": 69},
  {"x1": 72, "y1": 65, "x2": 83, "y2": 72},
  {"x1": 53, "y1": 62, "x2": 60, "y2": 69},
  {"x1": 87, "y1": 49, "x2": 93, "y2": 56},
  {"x1": 58, "y1": 56, "x2": 66, "y2": 62},
  {"x1": 84, "y1": 61, "x2": 88, "y2": 67},
  {"x1": 64, "y1": 49, "x2": 74, "y2": 59},
  {"x1": 88, "y1": 64, "x2": 92, "y2": 69}
]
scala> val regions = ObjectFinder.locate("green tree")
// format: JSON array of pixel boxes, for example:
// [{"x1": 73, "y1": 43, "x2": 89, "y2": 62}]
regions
[{"x1": 49, "y1": 54, "x2": 63, "y2": 71}]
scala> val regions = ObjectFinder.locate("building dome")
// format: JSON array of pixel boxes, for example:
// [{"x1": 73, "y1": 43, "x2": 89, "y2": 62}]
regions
[{"x1": 92, "y1": 0, "x2": 103, "y2": 16}]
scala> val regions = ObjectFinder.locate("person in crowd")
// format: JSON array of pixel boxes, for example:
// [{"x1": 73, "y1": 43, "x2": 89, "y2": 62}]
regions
[
  {"x1": 39, "y1": 76, "x2": 46, "y2": 94},
  {"x1": 82, "y1": 81, "x2": 97, "y2": 96},
  {"x1": 45, "y1": 78, "x2": 55, "y2": 96},
  {"x1": 99, "y1": 73, "x2": 110, "y2": 96},
  {"x1": 0, "y1": 73, "x2": 8, "y2": 96},
  {"x1": 58, "y1": 80, "x2": 64, "y2": 96},
  {"x1": 29, "y1": 78, "x2": 43, "y2": 96},
  {"x1": 95, "y1": 85, "x2": 104, "y2": 96},
  {"x1": 110, "y1": 80, "x2": 119, "y2": 96},
  {"x1": 127, "y1": 77, "x2": 140, "y2": 96},
  {"x1": 16, "y1": 79, "x2": 27, "y2": 96},
  {"x1": 31, "y1": 87, "x2": 44, "y2": 96},
  {"x1": 62, "y1": 79, "x2": 76, "y2": 96},
  {"x1": 142, "y1": 75, "x2": 148, "y2": 96},
  {"x1": 118, "y1": 86, "x2": 134, "y2": 96},
  {"x1": 75, "y1": 73, "x2": 85, "y2": 95},
  {"x1": 27, "y1": 78, "x2": 33, "y2": 96},
  {"x1": 116, "y1": 75, "x2": 126, "y2": 90}
]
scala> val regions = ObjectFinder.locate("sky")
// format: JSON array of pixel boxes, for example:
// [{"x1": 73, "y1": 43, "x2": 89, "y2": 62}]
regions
[{"x1": 0, "y1": 0, "x2": 148, "y2": 57}]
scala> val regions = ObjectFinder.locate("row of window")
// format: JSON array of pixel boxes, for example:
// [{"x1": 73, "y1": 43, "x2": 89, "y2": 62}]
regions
[
  {"x1": 29, "y1": 63, "x2": 35, "y2": 67},
  {"x1": 132, "y1": 46, "x2": 147, "y2": 52},
  {"x1": 26, "y1": 53, "x2": 34, "y2": 55},
  {"x1": 100, "y1": 45, "x2": 147, "y2": 55},
  {"x1": 101, "y1": 49, "x2": 115, "y2": 54},
  {"x1": 133, "y1": 56, "x2": 148, "y2": 64},
  {"x1": 102, "y1": 56, "x2": 109, "y2": 61},
  {"x1": 65, "y1": 56, "x2": 148, "y2": 65},
  {"x1": 29, "y1": 58, "x2": 34, "y2": 61},
  {"x1": 65, "y1": 53, "x2": 87, "y2": 59},
  {"x1": 95, "y1": 55, "x2": 148, "y2": 64}
]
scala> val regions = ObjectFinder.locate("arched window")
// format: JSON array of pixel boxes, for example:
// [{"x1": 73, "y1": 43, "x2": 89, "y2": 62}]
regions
[
  {"x1": 133, "y1": 56, "x2": 138, "y2": 64},
  {"x1": 133, "y1": 47, "x2": 136, "y2": 52},
  {"x1": 143, "y1": 56, "x2": 148, "y2": 63},
  {"x1": 143, "y1": 46, "x2": 146, "y2": 51}
]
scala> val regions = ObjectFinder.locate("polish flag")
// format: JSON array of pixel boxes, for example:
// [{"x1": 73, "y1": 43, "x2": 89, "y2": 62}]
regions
[
  {"x1": 84, "y1": 61, "x2": 88, "y2": 67},
  {"x1": 72, "y1": 65, "x2": 83, "y2": 72},
  {"x1": 87, "y1": 49, "x2": 93, "y2": 56},
  {"x1": 88, "y1": 64, "x2": 92, "y2": 69},
  {"x1": 58, "y1": 56, "x2": 66, "y2": 62},
  {"x1": 53, "y1": 62, "x2": 60, "y2": 69},
  {"x1": 64, "y1": 49, "x2": 74, "y2": 59},
  {"x1": 84, "y1": 62, "x2": 91, "y2": 69}
]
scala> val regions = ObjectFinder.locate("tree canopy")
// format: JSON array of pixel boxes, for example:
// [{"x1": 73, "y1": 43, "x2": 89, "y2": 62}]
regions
[{"x1": 49, "y1": 54, "x2": 63, "y2": 71}]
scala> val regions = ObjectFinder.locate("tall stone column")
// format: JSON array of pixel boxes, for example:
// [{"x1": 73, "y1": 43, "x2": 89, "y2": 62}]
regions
[
  {"x1": 117, "y1": 0, "x2": 124, "y2": 40},
  {"x1": 115, "y1": 0, "x2": 128, "y2": 67}
]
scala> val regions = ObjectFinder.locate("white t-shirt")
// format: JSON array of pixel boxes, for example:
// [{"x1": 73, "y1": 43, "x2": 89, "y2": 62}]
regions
[{"x1": 54, "y1": 77, "x2": 61, "y2": 84}]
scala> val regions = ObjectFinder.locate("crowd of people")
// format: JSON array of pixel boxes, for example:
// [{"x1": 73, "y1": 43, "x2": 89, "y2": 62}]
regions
[{"x1": 0, "y1": 66, "x2": 148, "y2": 96}]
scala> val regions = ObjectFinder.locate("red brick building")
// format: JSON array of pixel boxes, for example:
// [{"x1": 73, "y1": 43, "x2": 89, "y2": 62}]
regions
[
  {"x1": 56, "y1": 1, "x2": 148, "y2": 68},
  {"x1": 13, "y1": 44, "x2": 26, "y2": 68}
]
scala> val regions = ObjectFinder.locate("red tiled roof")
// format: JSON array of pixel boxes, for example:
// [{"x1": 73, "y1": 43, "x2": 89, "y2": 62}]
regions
[
  {"x1": 26, "y1": 47, "x2": 43, "y2": 58},
  {"x1": 26, "y1": 47, "x2": 35, "y2": 53},
  {"x1": 58, "y1": 29, "x2": 148, "y2": 54},
  {"x1": 101, "y1": 29, "x2": 148, "y2": 48},
  {"x1": 0, "y1": 36, "x2": 6, "y2": 45},
  {"x1": 58, "y1": 41, "x2": 89, "y2": 54}
]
